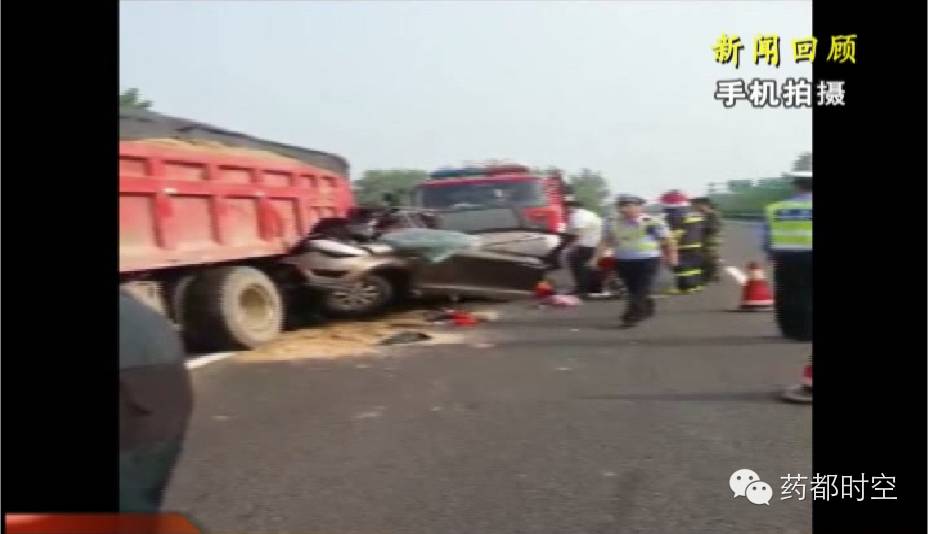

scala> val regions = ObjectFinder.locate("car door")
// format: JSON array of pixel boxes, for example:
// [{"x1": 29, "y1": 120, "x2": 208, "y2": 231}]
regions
[{"x1": 411, "y1": 228, "x2": 567, "y2": 300}]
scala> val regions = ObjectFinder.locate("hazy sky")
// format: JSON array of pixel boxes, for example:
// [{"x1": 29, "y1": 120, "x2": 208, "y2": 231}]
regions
[{"x1": 120, "y1": 0, "x2": 812, "y2": 199}]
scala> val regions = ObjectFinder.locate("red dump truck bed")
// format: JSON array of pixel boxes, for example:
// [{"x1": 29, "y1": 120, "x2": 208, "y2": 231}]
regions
[{"x1": 119, "y1": 140, "x2": 354, "y2": 273}]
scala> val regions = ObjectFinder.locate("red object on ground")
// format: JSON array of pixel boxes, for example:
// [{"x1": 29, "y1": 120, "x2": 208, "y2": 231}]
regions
[
  {"x1": 120, "y1": 140, "x2": 354, "y2": 273},
  {"x1": 801, "y1": 363, "x2": 813, "y2": 388},
  {"x1": 534, "y1": 280, "x2": 555, "y2": 299},
  {"x1": 451, "y1": 311, "x2": 479, "y2": 326},
  {"x1": 739, "y1": 261, "x2": 774, "y2": 310}
]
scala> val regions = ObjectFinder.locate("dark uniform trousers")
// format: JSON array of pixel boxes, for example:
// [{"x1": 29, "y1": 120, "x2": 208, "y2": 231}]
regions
[
  {"x1": 701, "y1": 212, "x2": 722, "y2": 282},
  {"x1": 616, "y1": 258, "x2": 660, "y2": 320},
  {"x1": 568, "y1": 246, "x2": 602, "y2": 295},
  {"x1": 772, "y1": 251, "x2": 812, "y2": 341}
]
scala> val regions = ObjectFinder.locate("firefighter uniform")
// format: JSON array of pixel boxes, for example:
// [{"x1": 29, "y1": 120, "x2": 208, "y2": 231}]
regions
[
  {"x1": 692, "y1": 198, "x2": 723, "y2": 283},
  {"x1": 672, "y1": 210, "x2": 706, "y2": 292}
]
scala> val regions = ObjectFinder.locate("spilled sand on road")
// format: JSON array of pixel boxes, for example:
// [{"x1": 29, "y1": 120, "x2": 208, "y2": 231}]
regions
[{"x1": 234, "y1": 309, "x2": 478, "y2": 363}]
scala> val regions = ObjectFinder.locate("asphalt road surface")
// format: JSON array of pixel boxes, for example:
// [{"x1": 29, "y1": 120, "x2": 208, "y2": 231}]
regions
[{"x1": 165, "y1": 221, "x2": 812, "y2": 534}]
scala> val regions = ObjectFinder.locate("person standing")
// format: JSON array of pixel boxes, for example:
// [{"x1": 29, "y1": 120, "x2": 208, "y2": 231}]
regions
[
  {"x1": 764, "y1": 172, "x2": 813, "y2": 403},
  {"x1": 691, "y1": 197, "x2": 723, "y2": 283},
  {"x1": 660, "y1": 190, "x2": 706, "y2": 293},
  {"x1": 564, "y1": 195, "x2": 603, "y2": 297},
  {"x1": 600, "y1": 194, "x2": 677, "y2": 327},
  {"x1": 120, "y1": 290, "x2": 193, "y2": 513}
]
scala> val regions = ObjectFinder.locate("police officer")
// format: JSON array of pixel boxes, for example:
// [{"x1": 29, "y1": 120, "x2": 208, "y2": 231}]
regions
[
  {"x1": 600, "y1": 194, "x2": 677, "y2": 327},
  {"x1": 660, "y1": 190, "x2": 706, "y2": 293},
  {"x1": 764, "y1": 173, "x2": 813, "y2": 341},
  {"x1": 764, "y1": 172, "x2": 812, "y2": 403},
  {"x1": 690, "y1": 197, "x2": 723, "y2": 283},
  {"x1": 120, "y1": 290, "x2": 193, "y2": 513}
]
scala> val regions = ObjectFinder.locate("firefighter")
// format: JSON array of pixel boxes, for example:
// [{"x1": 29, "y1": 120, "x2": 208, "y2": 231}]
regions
[
  {"x1": 690, "y1": 197, "x2": 723, "y2": 283},
  {"x1": 764, "y1": 172, "x2": 813, "y2": 403},
  {"x1": 599, "y1": 194, "x2": 677, "y2": 327},
  {"x1": 660, "y1": 190, "x2": 705, "y2": 293}
]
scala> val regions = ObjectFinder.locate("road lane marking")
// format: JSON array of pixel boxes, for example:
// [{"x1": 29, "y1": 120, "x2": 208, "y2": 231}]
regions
[
  {"x1": 725, "y1": 265, "x2": 747, "y2": 285},
  {"x1": 354, "y1": 406, "x2": 386, "y2": 419},
  {"x1": 185, "y1": 352, "x2": 236, "y2": 370}
]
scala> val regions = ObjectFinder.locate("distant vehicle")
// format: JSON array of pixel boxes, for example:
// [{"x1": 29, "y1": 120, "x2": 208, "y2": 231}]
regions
[
  {"x1": 288, "y1": 207, "x2": 568, "y2": 317},
  {"x1": 119, "y1": 110, "x2": 354, "y2": 350},
  {"x1": 411, "y1": 164, "x2": 570, "y2": 233}
]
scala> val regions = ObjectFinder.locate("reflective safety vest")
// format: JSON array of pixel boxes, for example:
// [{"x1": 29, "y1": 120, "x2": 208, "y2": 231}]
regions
[
  {"x1": 612, "y1": 216, "x2": 664, "y2": 258},
  {"x1": 765, "y1": 198, "x2": 813, "y2": 252}
]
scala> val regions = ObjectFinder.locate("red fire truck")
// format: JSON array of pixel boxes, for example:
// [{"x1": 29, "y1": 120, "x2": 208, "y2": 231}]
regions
[{"x1": 412, "y1": 164, "x2": 570, "y2": 233}]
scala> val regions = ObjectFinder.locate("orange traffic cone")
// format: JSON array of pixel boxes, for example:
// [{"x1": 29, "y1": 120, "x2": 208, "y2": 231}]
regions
[{"x1": 739, "y1": 262, "x2": 774, "y2": 311}]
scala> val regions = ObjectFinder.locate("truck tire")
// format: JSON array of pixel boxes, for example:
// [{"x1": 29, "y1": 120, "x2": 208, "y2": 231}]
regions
[
  {"x1": 321, "y1": 273, "x2": 394, "y2": 319},
  {"x1": 182, "y1": 266, "x2": 284, "y2": 351},
  {"x1": 167, "y1": 274, "x2": 197, "y2": 325}
]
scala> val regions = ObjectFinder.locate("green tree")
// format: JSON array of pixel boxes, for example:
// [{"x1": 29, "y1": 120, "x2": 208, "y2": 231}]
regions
[
  {"x1": 791, "y1": 151, "x2": 812, "y2": 172},
  {"x1": 568, "y1": 169, "x2": 611, "y2": 216},
  {"x1": 353, "y1": 169, "x2": 428, "y2": 206},
  {"x1": 120, "y1": 88, "x2": 153, "y2": 110}
]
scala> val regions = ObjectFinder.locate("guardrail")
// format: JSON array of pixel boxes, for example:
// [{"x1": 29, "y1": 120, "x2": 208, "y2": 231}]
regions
[{"x1": 720, "y1": 212, "x2": 765, "y2": 221}]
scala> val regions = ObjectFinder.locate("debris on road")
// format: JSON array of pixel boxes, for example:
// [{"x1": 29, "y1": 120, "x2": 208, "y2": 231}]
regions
[
  {"x1": 470, "y1": 310, "x2": 500, "y2": 322},
  {"x1": 451, "y1": 311, "x2": 479, "y2": 326},
  {"x1": 380, "y1": 331, "x2": 432, "y2": 346},
  {"x1": 353, "y1": 406, "x2": 386, "y2": 419},
  {"x1": 534, "y1": 280, "x2": 555, "y2": 299},
  {"x1": 541, "y1": 294, "x2": 583, "y2": 307},
  {"x1": 425, "y1": 308, "x2": 497, "y2": 326},
  {"x1": 233, "y1": 308, "x2": 476, "y2": 363}
]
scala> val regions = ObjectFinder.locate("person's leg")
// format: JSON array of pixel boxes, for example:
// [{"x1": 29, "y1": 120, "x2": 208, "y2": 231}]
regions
[
  {"x1": 581, "y1": 247, "x2": 603, "y2": 294},
  {"x1": 567, "y1": 247, "x2": 584, "y2": 294},
  {"x1": 574, "y1": 246, "x2": 596, "y2": 295},
  {"x1": 639, "y1": 258, "x2": 660, "y2": 318},
  {"x1": 689, "y1": 250, "x2": 705, "y2": 291},
  {"x1": 625, "y1": 259, "x2": 655, "y2": 323},
  {"x1": 796, "y1": 252, "x2": 813, "y2": 341},
  {"x1": 702, "y1": 246, "x2": 719, "y2": 282},
  {"x1": 774, "y1": 255, "x2": 801, "y2": 339},
  {"x1": 616, "y1": 261, "x2": 642, "y2": 322},
  {"x1": 675, "y1": 251, "x2": 701, "y2": 292}
]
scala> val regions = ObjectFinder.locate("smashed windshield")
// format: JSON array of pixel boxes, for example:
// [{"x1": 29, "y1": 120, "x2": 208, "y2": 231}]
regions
[{"x1": 416, "y1": 180, "x2": 545, "y2": 209}]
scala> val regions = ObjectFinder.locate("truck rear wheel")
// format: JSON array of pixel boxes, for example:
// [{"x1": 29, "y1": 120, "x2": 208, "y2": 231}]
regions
[{"x1": 182, "y1": 266, "x2": 284, "y2": 351}]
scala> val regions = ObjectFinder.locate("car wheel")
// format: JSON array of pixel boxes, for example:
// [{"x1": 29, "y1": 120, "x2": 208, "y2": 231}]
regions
[{"x1": 322, "y1": 273, "x2": 394, "y2": 318}]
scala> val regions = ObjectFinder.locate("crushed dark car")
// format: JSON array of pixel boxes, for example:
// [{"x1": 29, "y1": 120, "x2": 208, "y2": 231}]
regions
[{"x1": 283, "y1": 206, "x2": 568, "y2": 317}]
